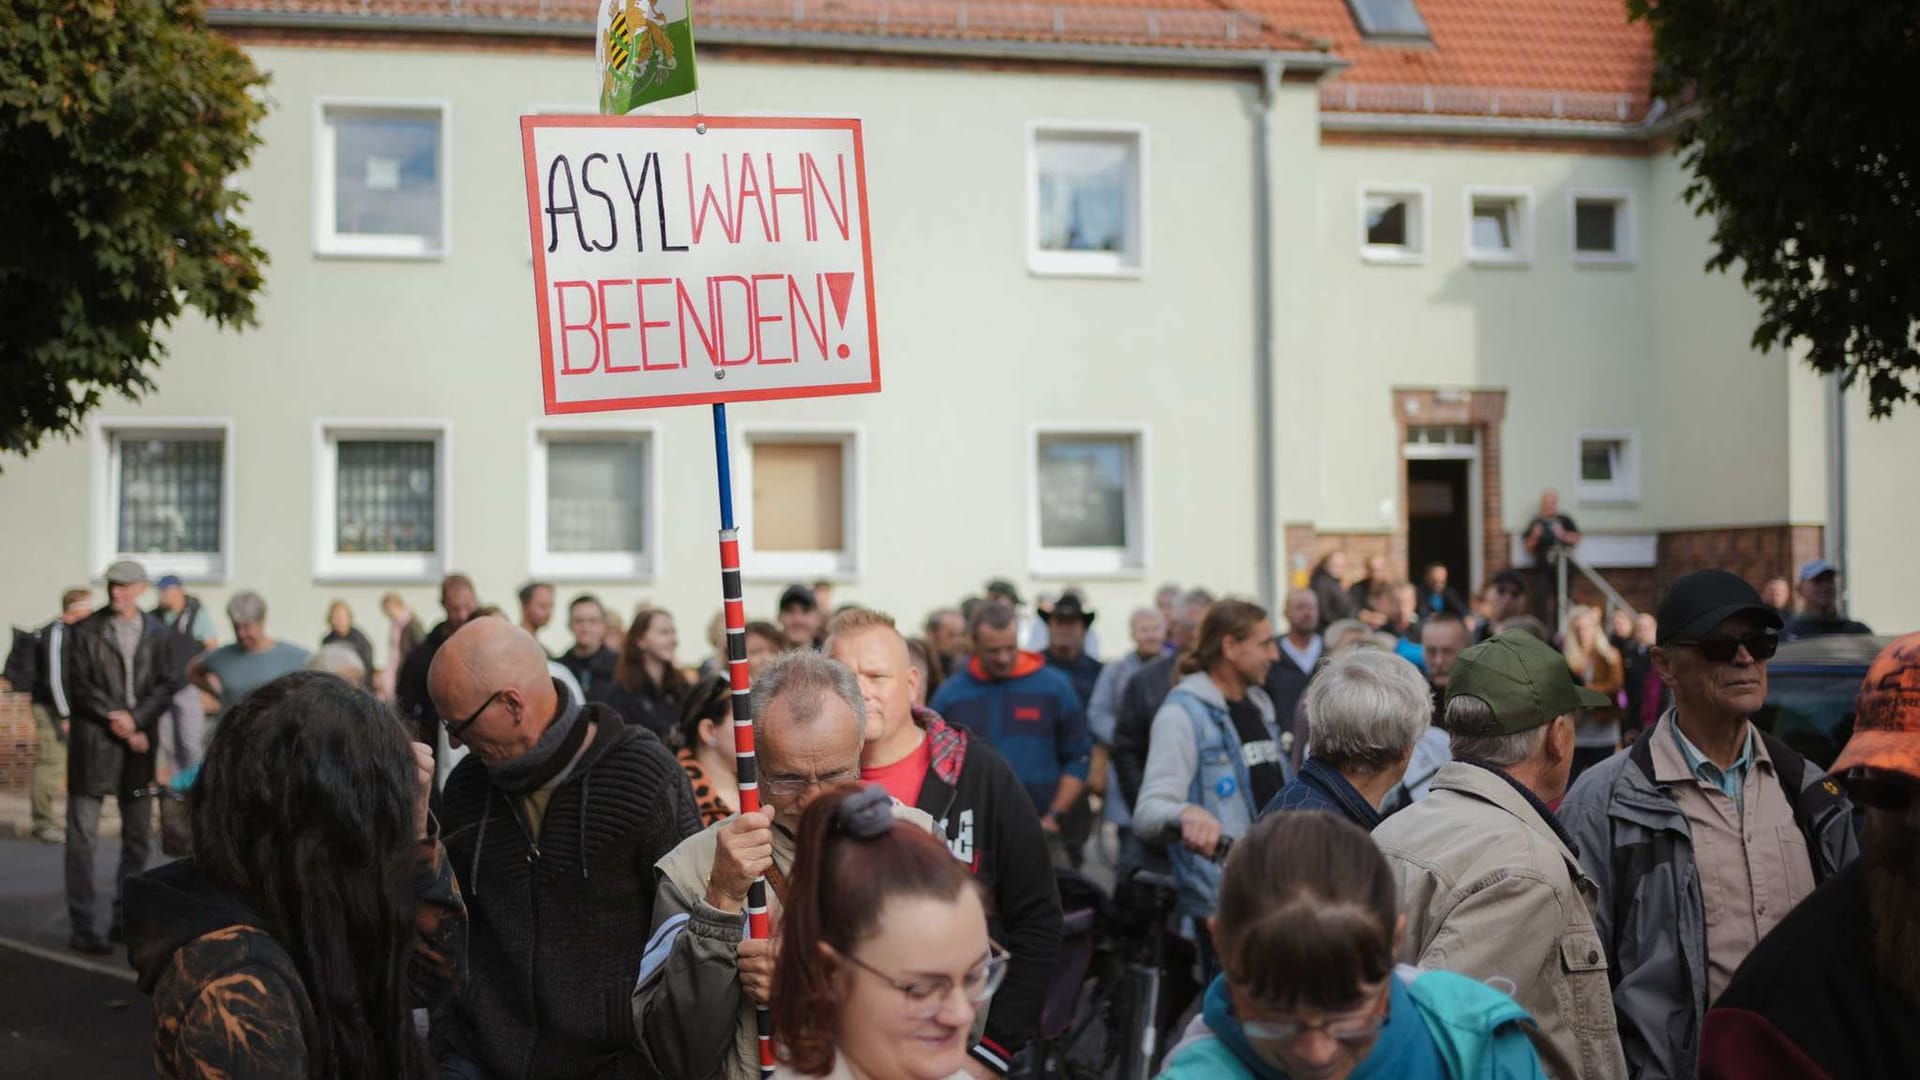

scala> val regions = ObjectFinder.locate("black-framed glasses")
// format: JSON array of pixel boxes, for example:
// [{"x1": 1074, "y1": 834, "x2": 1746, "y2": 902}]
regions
[
  {"x1": 1670, "y1": 634, "x2": 1779, "y2": 664},
  {"x1": 446, "y1": 689, "x2": 504, "y2": 742},
  {"x1": 839, "y1": 941, "x2": 1011, "y2": 1020},
  {"x1": 1840, "y1": 767, "x2": 1920, "y2": 813}
]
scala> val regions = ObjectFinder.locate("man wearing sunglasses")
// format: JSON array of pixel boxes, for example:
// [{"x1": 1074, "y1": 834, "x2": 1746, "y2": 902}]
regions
[
  {"x1": 1700, "y1": 633, "x2": 1920, "y2": 1079},
  {"x1": 1561, "y1": 570, "x2": 1857, "y2": 1080}
]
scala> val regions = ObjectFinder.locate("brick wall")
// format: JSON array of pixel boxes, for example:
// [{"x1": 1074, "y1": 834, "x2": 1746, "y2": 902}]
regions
[
  {"x1": 1562, "y1": 525, "x2": 1823, "y2": 618},
  {"x1": 0, "y1": 693, "x2": 36, "y2": 793}
]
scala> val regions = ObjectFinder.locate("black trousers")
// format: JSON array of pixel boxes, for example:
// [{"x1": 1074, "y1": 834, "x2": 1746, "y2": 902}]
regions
[{"x1": 66, "y1": 789, "x2": 155, "y2": 939}]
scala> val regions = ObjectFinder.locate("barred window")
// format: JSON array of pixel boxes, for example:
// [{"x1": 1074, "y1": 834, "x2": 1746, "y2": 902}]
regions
[
  {"x1": 116, "y1": 436, "x2": 223, "y2": 554},
  {"x1": 546, "y1": 438, "x2": 647, "y2": 554},
  {"x1": 335, "y1": 440, "x2": 437, "y2": 553},
  {"x1": 1037, "y1": 436, "x2": 1132, "y2": 550}
]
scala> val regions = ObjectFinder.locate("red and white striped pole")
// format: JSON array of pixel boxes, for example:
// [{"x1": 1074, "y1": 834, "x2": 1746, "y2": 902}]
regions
[{"x1": 713, "y1": 403, "x2": 776, "y2": 1076}]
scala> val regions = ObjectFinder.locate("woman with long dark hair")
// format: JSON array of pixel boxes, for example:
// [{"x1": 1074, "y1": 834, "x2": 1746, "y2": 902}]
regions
[
  {"x1": 676, "y1": 675, "x2": 739, "y2": 827},
  {"x1": 594, "y1": 606, "x2": 688, "y2": 742},
  {"x1": 770, "y1": 785, "x2": 1007, "y2": 1079},
  {"x1": 125, "y1": 671, "x2": 464, "y2": 1080},
  {"x1": 1161, "y1": 812, "x2": 1543, "y2": 1079}
]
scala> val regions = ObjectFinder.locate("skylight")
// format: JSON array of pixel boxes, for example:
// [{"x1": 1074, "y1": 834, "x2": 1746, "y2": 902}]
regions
[{"x1": 1348, "y1": 0, "x2": 1430, "y2": 41}]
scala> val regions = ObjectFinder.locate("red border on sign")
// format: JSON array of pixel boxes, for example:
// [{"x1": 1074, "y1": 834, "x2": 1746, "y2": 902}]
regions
[{"x1": 519, "y1": 114, "x2": 883, "y2": 415}]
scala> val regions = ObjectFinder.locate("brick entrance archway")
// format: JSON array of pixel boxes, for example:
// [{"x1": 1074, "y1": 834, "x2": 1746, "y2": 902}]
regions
[{"x1": 1394, "y1": 388, "x2": 1509, "y2": 586}]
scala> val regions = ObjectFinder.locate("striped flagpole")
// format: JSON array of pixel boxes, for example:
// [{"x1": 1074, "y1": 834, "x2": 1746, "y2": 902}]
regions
[{"x1": 712, "y1": 403, "x2": 776, "y2": 1077}]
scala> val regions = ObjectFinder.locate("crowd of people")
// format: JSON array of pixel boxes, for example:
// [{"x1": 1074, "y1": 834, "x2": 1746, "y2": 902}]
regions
[{"x1": 0, "y1": 541, "x2": 1908, "y2": 1080}]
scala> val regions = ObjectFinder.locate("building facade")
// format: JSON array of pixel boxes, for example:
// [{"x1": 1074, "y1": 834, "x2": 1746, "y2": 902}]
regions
[{"x1": 1, "y1": 0, "x2": 1912, "y2": 658}]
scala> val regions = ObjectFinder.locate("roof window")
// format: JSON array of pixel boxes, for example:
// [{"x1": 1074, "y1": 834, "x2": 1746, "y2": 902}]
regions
[{"x1": 1347, "y1": 0, "x2": 1430, "y2": 42}]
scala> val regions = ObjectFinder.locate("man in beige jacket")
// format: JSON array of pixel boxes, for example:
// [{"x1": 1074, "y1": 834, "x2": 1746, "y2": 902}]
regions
[
  {"x1": 632, "y1": 648, "x2": 937, "y2": 1080},
  {"x1": 1372, "y1": 632, "x2": 1628, "y2": 1080}
]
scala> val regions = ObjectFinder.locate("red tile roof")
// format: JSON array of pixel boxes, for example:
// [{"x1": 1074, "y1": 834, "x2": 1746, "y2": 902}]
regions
[{"x1": 208, "y1": 0, "x2": 1656, "y2": 118}]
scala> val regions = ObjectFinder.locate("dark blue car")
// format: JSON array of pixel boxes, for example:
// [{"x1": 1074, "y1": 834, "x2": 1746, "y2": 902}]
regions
[{"x1": 1753, "y1": 634, "x2": 1892, "y2": 770}]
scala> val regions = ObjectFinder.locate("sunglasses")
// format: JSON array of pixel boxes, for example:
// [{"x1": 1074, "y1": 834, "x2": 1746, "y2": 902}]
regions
[
  {"x1": 1840, "y1": 768, "x2": 1920, "y2": 813},
  {"x1": 446, "y1": 689, "x2": 504, "y2": 742},
  {"x1": 1668, "y1": 634, "x2": 1779, "y2": 663}
]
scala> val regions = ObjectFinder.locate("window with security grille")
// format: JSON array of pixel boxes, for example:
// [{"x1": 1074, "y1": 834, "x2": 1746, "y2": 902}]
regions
[
  {"x1": 335, "y1": 440, "x2": 438, "y2": 553},
  {"x1": 116, "y1": 436, "x2": 223, "y2": 554},
  {"x1": 546, "y1": 438, "x2": 648, "y2": 554},
  {"x1": 1037, "y1": 435, "x2": 1134, "y2": 550}
]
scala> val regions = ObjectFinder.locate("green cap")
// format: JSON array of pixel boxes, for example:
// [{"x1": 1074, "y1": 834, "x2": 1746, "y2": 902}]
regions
[{"x1": 1444, "y1": 632, "x2": 1613, "y2": 735}]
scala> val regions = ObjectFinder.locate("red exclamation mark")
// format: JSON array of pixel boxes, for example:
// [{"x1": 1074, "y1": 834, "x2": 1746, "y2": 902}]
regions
[{"x1": 825, "y1": 272, "x2": 855, "y2": 359}]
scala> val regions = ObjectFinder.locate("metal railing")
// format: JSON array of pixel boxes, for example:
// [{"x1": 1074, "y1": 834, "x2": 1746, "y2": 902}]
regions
[
  {"x1": 1556, "y1": 549, "x2": 1638, "y2": 636},
  {"x1": 1321, "y1": 82, "x2": 1650, "y2": 123}
]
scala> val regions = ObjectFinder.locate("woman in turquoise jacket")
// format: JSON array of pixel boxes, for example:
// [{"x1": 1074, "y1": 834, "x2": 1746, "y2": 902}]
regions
[{"x1": 1158, "y1": 812, "x2": 1545, "y2": 1080}]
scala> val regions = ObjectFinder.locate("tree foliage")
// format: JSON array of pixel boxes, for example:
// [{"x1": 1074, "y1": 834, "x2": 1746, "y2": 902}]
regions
[
  {"x1": 0, "y1": 0, "x2": 267, "y2": 461},
  {"x1": 1630, "y1": 0, "x2": 1920, "y2": 415}
]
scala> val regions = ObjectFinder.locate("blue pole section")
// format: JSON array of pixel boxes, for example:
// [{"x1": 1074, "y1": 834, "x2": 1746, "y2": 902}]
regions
[{"x1": 713, "y1": 403, "x2": 736, "y2": 531}]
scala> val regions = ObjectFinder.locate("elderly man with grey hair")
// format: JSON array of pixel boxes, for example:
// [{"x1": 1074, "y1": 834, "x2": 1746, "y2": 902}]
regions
[
  {"x1": 634, "y1": 649, "x2": 937, "y2": 1080},
  {"x1": 1259, "y1": 648, "x2": 1429, "y2": 830},
  {"x1": 305, "y1": 641, "x2": 369, "y2": 683},
  {"x1": 1372, "y1": 632, "x2": 1627, "y2": 1080},
  {"x1": 189, "y1": 590, "x2": 310, "y2": 719}
]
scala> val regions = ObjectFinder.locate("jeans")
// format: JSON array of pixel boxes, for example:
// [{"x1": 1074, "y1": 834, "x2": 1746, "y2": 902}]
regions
[
  {"x1": 438, "y1": 1052, "x2": 493, "y2": 1080},
  {"x1": 31, "y1": 704, "x2": 67, "y2": 835},
  {"x1": 66, "y1": 788, "x2": 155, "y2": 940}
]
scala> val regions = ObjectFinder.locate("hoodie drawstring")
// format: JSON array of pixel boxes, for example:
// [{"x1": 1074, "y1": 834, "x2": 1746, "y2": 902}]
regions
[
  {"x1": 470, "y1": 789, "x2": 492, "y2": 898},
  {"x1": 579, "y1": 773, "x2": 591, "y2": 881}
]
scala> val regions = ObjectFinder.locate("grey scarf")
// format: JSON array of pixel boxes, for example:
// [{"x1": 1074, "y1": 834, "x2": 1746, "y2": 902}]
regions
[{"x1": 483, "y1": 680, "x2": 587, "y2": 794}]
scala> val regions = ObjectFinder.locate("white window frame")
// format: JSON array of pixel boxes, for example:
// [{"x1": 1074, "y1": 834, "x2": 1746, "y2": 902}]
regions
[
  {"x1": 90, "y1": 418, "x2": 236, "y2": 584},
  {"x1": 1357, "y1": 183, "x2": 1430, "y2": 265},
  {"x1": 735, "y1": 424, "x2": 863, "y2": 581},
  {"x1": 1026, "y1": 121, "x2": 1150, "y2": 278},
  {"x1": 314, "y1": 97, "x2": 452, "y2": 260},
  {"x1": 527, "y1": 419, "x2": 662, "y2": 580},
  {"x1": 1569, "y1": 188, "x2": 1637, "y2": 266},
  {"x1": 313, "y1": 419, "x2": 453, "y2": 582},
  {"x1": 1574, "y1": 428, "x2": 1641, "y2": 506},
  {"x1": 1028, "y1": 424, "x2": 1152, "y2": 579},
  {"x1": 1464, "y1": 186, "x2": 1534, "y2": 266}
]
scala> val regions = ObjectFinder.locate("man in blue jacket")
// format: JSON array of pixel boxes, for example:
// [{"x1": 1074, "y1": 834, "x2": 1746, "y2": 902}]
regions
[{"x1": 931, "y1": 601, "x2": 1091, "y2": 844}]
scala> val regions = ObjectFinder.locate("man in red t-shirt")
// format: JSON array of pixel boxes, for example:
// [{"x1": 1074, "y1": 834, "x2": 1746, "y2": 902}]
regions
[{"x1": 827, "y1": 608, "x2": 1063, "y2": 1078}]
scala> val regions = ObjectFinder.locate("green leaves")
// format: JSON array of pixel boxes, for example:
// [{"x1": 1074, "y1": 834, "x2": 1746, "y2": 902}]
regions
[
  {"x1": 1634, "y1": 0, "x2": 1920, "y2": 416},
  {"x1": 0, "y1": 0, "x2": 268, "y2": 461}
]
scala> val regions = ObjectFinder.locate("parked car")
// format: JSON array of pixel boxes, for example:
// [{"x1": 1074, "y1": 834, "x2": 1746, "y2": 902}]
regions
[{"x1": 1753, "y1": 635, "x2": 1892, "y2": 770}]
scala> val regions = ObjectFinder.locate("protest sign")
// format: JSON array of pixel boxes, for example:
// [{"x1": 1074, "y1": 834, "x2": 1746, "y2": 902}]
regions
[{"x1": 520, "y1": 115, "x2": 881, "y2": 415}]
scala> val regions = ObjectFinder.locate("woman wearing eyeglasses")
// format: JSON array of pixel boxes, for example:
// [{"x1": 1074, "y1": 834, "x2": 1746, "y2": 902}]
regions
[
  {"x1": 1161, "y1": 811, "x2": 1544, "y2": 1080},
  {"x1": 770, "y1": 784, "x2": 1007, "y2": 1080}
]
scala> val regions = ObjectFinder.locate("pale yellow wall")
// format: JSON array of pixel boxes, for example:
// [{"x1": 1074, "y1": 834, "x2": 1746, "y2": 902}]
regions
[
  {"x1": 0, "y1": 44, "x2": 1280, "y2": 655},
  {"x1": 1840, "y1": 388, "x2": 1920, "y2": 633}
]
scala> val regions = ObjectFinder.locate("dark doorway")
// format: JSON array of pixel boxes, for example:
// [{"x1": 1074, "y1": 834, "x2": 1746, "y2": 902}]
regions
[{"x1": 1407, "y1": 458, "x2": 1471, "y2": 592}]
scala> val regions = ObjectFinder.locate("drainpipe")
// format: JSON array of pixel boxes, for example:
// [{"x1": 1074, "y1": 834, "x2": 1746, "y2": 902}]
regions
[
  {"x1": 1253, "y1": 59, "x2": 1284, "y2": 610},
  {"x1": 1825, "y1": 370, "x2": 1850, "y2": 614}
]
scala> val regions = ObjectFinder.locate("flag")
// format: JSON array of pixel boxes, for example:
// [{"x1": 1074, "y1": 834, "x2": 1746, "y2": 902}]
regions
[{"x1": 597, "y1": 0, "x2": 698, "y2": 115}]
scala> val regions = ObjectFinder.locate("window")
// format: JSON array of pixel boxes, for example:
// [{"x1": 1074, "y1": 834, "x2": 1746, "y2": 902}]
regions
[
  {"x1": 314, "y1": 421, "x2": 451, "y2": 580},
  {"x1": 1030, "y1": 428, "x2": 1149, "y2": 576},
  {"x1": 1358, "y1": 185, "x2": 1427, "y2": 263},
  {"x1": 1571, "y1": 189, "x2": 1635, "y2": 264},
  {"x1": 91, "y1": 421, "x2": 234, "y2": 581},
  {"x1": 1465, "y1": 189, "x2": 1532, "y2": 265},
  {"x1": 1575, "y1": 430, "x2": 1639, "y2": 504},
  {"x1": 738, "y1": 429, "x2": 861, "y2": 578},
  {"x1": 1347, "y1": 0, "x2": 1429, "y2": 40},
  {"x1": 315, "y1": 100, "x2": 449, "y2": 257},
  {"x1": 1028, "y1": 125, "x2": 1147, "y2": 276},
  {"x1": 529, "y1": 424, "x2": 657, "y2": 578}
]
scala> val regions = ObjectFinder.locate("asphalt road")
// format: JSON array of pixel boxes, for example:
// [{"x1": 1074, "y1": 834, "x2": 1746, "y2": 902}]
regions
[{"x1": 0, "y1": 836, "x2": 156, "y2": 1075}]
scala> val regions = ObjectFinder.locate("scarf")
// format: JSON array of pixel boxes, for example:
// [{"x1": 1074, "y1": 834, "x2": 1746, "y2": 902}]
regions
[{"x1": 482, "y1": 680, "x2": 589, "y2": 794}]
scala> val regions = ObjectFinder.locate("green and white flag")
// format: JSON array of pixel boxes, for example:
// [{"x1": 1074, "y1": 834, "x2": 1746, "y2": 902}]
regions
[{"x1": 597, "y1": 0, "x2": 698, "y2": 115}]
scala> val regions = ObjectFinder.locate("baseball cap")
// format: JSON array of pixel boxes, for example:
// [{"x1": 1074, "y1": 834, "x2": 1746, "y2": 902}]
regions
[
  {"x1": 104, "y1": 560, "x2": 148, "y2": 587},
  {"x1": 1798, "y1": 559, "x2": 1838, "y2": 583},
  {"x1": 778, "y1": 584, "x2": 817, "y2": 612},
  {"x1": 1829, "y1": 633, "x2": 1920, "y2": 782},
  {"x1": 1444, "y1": 631, "x2": 1612, "y2": 735},
  {"x1": 1655, "y1": 569, "x2": 1784, "y2": 645},
  {"x1": 984, "y1": 578, "x2": 1023, "y2": 606},
  {"x1": 1047, "y1": 593, "x2": 1096, "y2": 626},
  {"x1": 156, "y1": 574, "x2": 183, "y2": 591}
]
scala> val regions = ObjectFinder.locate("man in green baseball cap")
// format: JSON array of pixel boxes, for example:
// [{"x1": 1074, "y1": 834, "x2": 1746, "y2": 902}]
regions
[{"x1": 1373, "y1": 632, "x2": 1626, "y2": 1080}]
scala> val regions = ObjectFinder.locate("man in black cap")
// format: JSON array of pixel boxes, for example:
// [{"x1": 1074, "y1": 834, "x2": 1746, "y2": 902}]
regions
[
  {"x1": 777, "y1": 583, "x2": 823, "y2": 649},
  {"x1": 1560, "y1": 569, "x2": 1857, "y2": 1080}
]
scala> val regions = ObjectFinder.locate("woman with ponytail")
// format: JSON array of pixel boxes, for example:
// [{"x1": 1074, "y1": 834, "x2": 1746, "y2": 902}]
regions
[
  {"x1": 769, "y1": 784, "x2": 1007, "y2": 1079},
  {"x1": 125, "y1": 671, "x2": 464, "y2": 1079}
]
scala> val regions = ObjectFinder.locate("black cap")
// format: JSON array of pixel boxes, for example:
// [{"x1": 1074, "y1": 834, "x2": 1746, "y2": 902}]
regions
[
  {"x1": 984, "y1": 578, "x2": 1023, "y2": 606},
  {"x1": 1047, "y1": 593, "x2": 1096, "y2": 626},
  {"x1": 778, "y1": 584, "x2": 817, "y2": 612},
  {"x1": 1656, "y1": 570, "x2": 1784, "y2": 645},
  {"x1": 1490, "y1": 569, "x2": 1527, "y2": 591}
]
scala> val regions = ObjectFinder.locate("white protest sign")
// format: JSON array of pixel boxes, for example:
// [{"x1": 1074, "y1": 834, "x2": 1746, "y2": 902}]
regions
[{"x1": 520, "y1": 116, "x2": 880, "y2": 413}]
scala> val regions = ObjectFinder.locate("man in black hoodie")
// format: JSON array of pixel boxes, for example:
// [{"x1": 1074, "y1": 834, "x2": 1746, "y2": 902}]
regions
[
  {"x1": 829, "y1": 608, "x2": 1063, "y2": 1077},
  {"x1": 395, "y1": 573, "x2": 479, "y2": 748},
  {"x1": 428, "y1": 616, "x2": 700, "y2": 1079}
]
